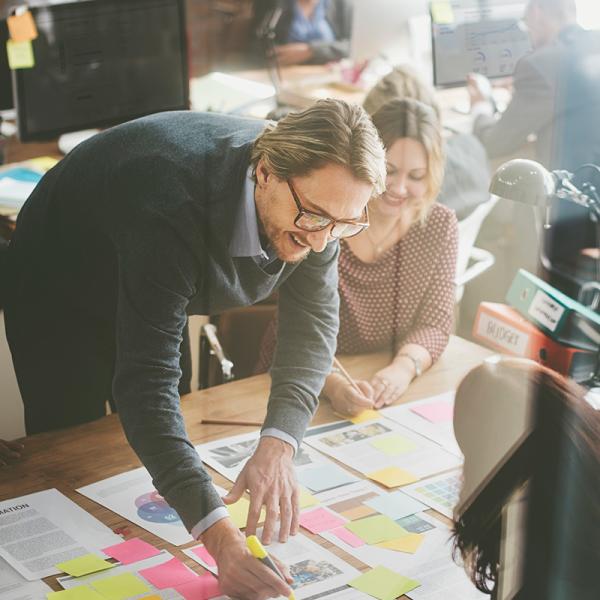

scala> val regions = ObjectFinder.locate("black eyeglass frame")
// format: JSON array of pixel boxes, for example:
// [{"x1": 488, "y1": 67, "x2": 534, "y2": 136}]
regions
[{"x1": 287, "y1": 179, "x2": 370, "y2": 239}]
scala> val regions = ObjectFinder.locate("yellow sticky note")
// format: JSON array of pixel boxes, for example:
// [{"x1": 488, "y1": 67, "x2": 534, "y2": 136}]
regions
[
  {"x1": 90, "y1": 572, "x2": 150, "y2": 600},
  {"x1": 140, "y1": 596, "x2": 162, "y2": 600},
  {"x1": 348, "y1": 565, "x2": 420, "y2": 600},
  {"x1": 335, "y1": 409, "x2": 381, "y2": 424},
  {"x1": 366, "y1": 466, "x2": 420, "y2": 488},
  {"x1": 7, "y1": 10, "x2": 38, "y2": 44},
  {"x1": 47, "y1": 586, "x2": 105, "y2": 599},
  {"x1": 226, "y1": 497, "x2": 266, "y2": 529},
  {"x1": 299, "y1": 488, "x2": 319, "y2": 509},
  {"x1": 345, "y1": 514, "x2": 410, "y2": 545},
  {"x1": 430, "y1": 1, "x2": 455, "y2": 25},
  {"x1": 6, "y1": 39, "x2": 34, "y2": 69},
  {"x1": 55, "y1": 554, "x2": 114, "y2": 577},
  {"x1": 375, "y1": 533, "x2": 425, "y2": 554},
  {"x1": 370, "y1": 434, "x2": 419, "y2": 456},
  {"x1": 28, "y1": 156, "x2": 59, "y2": 170}
]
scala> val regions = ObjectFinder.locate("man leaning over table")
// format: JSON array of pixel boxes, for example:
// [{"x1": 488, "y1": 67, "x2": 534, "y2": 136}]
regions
[{"x1": 2, "y1": 99, "x2": 386, "y2": 600}]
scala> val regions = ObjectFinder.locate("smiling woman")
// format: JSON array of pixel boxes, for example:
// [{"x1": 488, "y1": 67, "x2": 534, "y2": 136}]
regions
[{"x1": 255, "y1": 98, "x2": 459, "y2": 417}]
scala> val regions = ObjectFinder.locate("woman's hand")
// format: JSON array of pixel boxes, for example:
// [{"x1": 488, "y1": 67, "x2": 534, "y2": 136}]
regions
[
  {"x1": 0, "y1": 439, "x2": 24, "y2": 466},
  {"x1": 370, "y1": 363, "x2": 413, "y2": 409},
  {"x1": 323, "y1": 374, "x2": 375, "y2": 417}
]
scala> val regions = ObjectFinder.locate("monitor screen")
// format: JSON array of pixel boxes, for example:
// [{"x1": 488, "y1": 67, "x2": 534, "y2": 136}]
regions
[
  {"x1": 12, "y1": 0, "x2": 188, "y2": 142},
  {"x1": 431, "y1": 0, "x2": 531, "y2": 88}
]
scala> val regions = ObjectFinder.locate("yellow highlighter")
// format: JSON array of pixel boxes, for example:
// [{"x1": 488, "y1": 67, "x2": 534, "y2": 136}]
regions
[{"x1": 246, "y1": 535, "x2": 297, "y2": 600}]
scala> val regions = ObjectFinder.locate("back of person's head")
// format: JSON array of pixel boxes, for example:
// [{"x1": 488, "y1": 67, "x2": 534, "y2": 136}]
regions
[
  {"x1": 452, "y1": 359, "x2": 600, "y2": 595},
  {"x1": 371, "y1": 98, "x2": 444, "y2": 222},
  {"x1": 362, "y1": 64, "x2": 440, "y2": 118},
  {"x1": 251, "y1": 98, "x2": 386, "y2": 197},
  {"x1": 529, "y1": 0, "x2": 577, "y2": 20}
]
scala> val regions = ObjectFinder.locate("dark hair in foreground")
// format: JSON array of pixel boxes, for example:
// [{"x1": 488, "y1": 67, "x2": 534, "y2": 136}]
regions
[{"x1": 452, "y1": 361, "x2": 600, "y2": 596}]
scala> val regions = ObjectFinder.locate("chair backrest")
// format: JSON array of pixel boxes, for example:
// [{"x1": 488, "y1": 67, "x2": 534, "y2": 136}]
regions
[{"x1": 456, "y1": 195, "x2": 499, "y2": 302}]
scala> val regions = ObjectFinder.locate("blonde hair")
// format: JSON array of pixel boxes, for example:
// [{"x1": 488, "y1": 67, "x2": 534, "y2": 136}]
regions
[
  {"x1": 363, "y1": 64, "x2": 440, "y2": 118},
  {"x1": 371, "y1": 98, "x2": 445, "y2": 224},
  {"x1": 250, "y1": 99, "x2": 386, "y2": 197}
]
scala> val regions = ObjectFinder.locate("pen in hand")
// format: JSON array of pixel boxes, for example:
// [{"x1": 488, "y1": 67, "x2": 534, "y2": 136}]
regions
[{"x1": 246, "y1": 535, "x2": 297, "y2": 600}]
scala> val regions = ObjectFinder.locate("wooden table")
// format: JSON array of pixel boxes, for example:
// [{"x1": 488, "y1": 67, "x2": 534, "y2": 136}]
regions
[{"x1": 0, "y1": 334, "x2": 491, "y2": 592}]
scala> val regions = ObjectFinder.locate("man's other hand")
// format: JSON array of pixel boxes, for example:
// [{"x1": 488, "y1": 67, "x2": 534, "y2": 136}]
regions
[
  {"x1": 200, "y1": 518, "x2": 294, "y2": 600},
  {"x1": 0, "y1": 439, "x2": 23, "y2": 466},
  {"x1": 223, "y1": 436, "x2": 298, "y2": 545}
]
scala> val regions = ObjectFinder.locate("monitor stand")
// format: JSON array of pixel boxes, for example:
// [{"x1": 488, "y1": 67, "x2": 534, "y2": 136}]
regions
[{"x1": 58, "y1": 129, "x2": 100, "y2": 155}]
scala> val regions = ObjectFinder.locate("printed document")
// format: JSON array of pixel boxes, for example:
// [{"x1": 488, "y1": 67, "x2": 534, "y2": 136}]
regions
[{"x1": 0, "y1": 556, "x2": 51, "y2": 600}]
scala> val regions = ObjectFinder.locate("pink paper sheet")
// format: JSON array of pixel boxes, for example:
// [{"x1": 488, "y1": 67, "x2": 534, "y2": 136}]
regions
[
  {"x1": 410, "y1": 401, "x2": 454, "y2": 423},
  {"x1": 330, "y1": 526, "x2": 366, "y2": 548},
  {"x1": 299, "y1": 507, "x2": 346, "y2": 534},
  {"x1": 101, "y1": 538, "x2": 161, "y2": 566},
  {"x1": 190, "y1": 545, "x2": 217, "y2": 568},
  {"x1": 175, "y1": 572, "x2": 222, "y2": 600},
  {"x1": 139, "y1": 557, "x2": 198, "y2": 590}
]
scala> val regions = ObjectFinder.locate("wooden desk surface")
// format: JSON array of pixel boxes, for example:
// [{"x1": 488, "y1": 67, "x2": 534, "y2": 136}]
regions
[{"x1": 0, "y1": 334, "x2": 491, "y2": 593}]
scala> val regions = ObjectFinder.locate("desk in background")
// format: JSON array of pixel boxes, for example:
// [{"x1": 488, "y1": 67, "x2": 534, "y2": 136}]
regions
[{"x1": 0, "y1": 334, "x2": 492, "y2": 593}]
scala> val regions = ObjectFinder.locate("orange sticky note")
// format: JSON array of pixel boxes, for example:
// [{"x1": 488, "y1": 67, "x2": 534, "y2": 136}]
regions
[
  {"x1": 366, "y1": 466, "x2": 419, "y2": 488},
  {"x1": 7, "y1": 10, "x2": 38, "y2": 45}
]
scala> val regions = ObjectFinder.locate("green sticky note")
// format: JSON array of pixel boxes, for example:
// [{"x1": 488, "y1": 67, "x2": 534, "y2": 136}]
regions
[
  {"x1": 348, "y1": 566, "x2": 420, "y2": 600},
  {"x1": 345, "y1": 514, "x2": 410, "y2": 545},
  {"x1": 90, "y1": 573, "x2": 150, "y2": 600},
  {"x1": 46, "y1": 586, "x2": 105, "y2": 599},
  {"x1": 6, "y1": 39, "x2": 34, "y2": 69},
  {"x1": 430, "y1": 1, "x2": 455, "y2": 25},
  {"x1": 55, "y1": 554, "x2": 114, "y2": 577},
  {"x1": 369, "y1": 435, "x2": 419, "y2": 456}
]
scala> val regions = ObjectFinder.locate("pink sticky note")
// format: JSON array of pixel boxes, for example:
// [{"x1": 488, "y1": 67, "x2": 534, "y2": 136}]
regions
[
  {"x1": 330, "y1": 526, "x2": 366, "y2": 548},
  {"x1": 410, "y1": 401, "x2": 454, "y2": 423},
  {"x1": 175, "y1": 571, "x2": 222, "y2": 600},
  {"x1": 139, "y1": 557, "x2": 198, "y2": 590},
  {"x1": 190, "y1": 545, "x2": 217, "y2": 568},
  {"x1": 102, "y1": 538, "x2": 161, "y2": 565},
  {"x1": 299, "y1": 507, "x2": 346, "y2": 534}
]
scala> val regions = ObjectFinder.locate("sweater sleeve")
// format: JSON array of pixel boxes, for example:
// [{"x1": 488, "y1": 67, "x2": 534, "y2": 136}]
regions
[
  {"x1": 401, "y1": 210, "x2": 458, "y2": 362},
  {"x1": 262, "y1": 240, "x2": 340, "y2": 444}
]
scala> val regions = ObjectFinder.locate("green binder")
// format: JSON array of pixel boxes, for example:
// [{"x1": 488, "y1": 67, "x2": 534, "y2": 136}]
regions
[{"x1": 506, "y1": 269, "x2": 600, "y2": 351}]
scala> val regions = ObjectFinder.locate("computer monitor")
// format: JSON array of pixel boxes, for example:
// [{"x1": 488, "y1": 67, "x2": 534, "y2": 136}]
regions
[
  {"x1": 431, "y1": 0, "x2": 531, "y2": 88},
  {"x1": 350, "y1": 0, "x2": 431, "y2": 67},
  {"x1": 12, "y1": 0, "x2": 188, "y2": 142}
]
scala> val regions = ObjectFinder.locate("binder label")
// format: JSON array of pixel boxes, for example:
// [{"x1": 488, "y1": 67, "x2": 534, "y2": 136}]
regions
[
  {"x1": 528, "y1": 290, "x2": 565, "y2": 332},
  {"x1": 476, "y1": 313, "x2": 530, "y2": 355}
]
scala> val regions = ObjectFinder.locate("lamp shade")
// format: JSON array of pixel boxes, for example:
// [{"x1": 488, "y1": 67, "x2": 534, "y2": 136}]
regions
[{"x1": 489, "y1": 159, "x2": 556, "y2": 207}]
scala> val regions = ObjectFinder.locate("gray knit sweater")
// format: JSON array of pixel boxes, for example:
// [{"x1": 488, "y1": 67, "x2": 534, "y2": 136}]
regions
[{"x1": 12, "y1": 111, "x2": 340, "y2": 530}]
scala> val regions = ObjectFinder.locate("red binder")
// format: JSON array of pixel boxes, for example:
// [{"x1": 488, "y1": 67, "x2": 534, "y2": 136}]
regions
[{"x1": 473, "y1": 302, "x2": 596, "y2": 381}]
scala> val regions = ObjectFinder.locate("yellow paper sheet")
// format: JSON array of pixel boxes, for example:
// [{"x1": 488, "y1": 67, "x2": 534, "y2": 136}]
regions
[
  {"x1": 334, "y1": 409, "x2": 381, "y2": 424},
  {"x1": 366, "y1": 466, "x2": 419, "y2": 488},
  {"x1": 226, "y1": 497, "x2": 266, "y2": 529},
  {"x1": 348, "y1": 565, "x2": 420, "y2": 600},
  {"x1": 55, "y1": 554, "x2": 114, "y2": 577},
  {"x1": 27, "y1": 156, "x2": 59, "y2": 170},
  {"x1": 90, "y1": 572, "x2": 150, "y2": 600},
  {"x1": 374, "y1": 533, "x2": 425, "y2": 554},
  {"x1": 6, "y1": 39, "x2": 34, "y2": 69},
  {"x1": 47, "y1": 586, "x2": 104, "y2": 599},
  {"x1": 430, "y1": 1, "x2": 455, "y2": 24},
  {"x1": 370, "y1": 435, "x2": 419, "y2": 456},
  {"x1": 299, "y1": 488, "x2": 319, "y2": 508}
]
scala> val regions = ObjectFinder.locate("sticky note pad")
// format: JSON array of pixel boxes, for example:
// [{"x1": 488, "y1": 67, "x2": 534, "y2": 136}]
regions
[
  {"x1": 139, "y1": 557, "x2": 198, "y2": 590},
  {"x1": 339, "y1": 504, "x2": 377, "y2": 521},
  {"x1": 364, "y1": 491, "x2": 428, "y2": 521},
  {"x1": 7, "y1": 39, "x2": 35, "y2": 69},
  {"x1": 299, "y1": 488, "x2": 319, "y2": 508},
  {"x1": 47, "y1": 587, "x2": 104, "y2": 599},
  {"x1": 369, "y1": 435, "x2": 419, "y2": 456},
  {"x1": 410, "y1": 401, "x2": 454, "y2": 423},
  {"x1": 102, "y1": 538, "x2": 160, "y2": 565},
  {"x1": 430, "y1": 1, "x2": 455, "y2": 25},
  {"x1": 330, "y1": 526, "x2": 366, "y2": 548},
  {"x1": 366, "y1": 466, "x2": 419, "y2": 488},
  {"x1": 140, "y1": 597, "x2": 162, "y2": 600},
  {"x1": 55, "y1": 554, "x2": 114, "y2": 577},
  {"x1": 348, "y1": 566, "x2": 420, "y2": 600},
  {"x1": 296, "y1": 465, "x2": 356, "y2": 493},
  {"x1": 190, "y1": 545, "x2": 217, "y2": 568},
  {"x1": 7, "y1": 10, "x2": 38, "y2": 44},
  {"x1": 344, "y1": 514, "x2": 410, "y2": 545},
  {"x1": 299, "y1": 507, "x2": 346, "y2": 534},
  {"x1": 375, "y1": 533, "x2": 425, "y2": 554},
  {"x1": 175, "y1": 571, "x2": 222, "y2": 600},
  {"x1": 28, "y1": 156, "x2": 59, "y2": 170},
  {"x1": 335, "y1": 409, "x2": 381, "y2": 424},
  {"x1": 90, "y1": 572, "x2": 150, "y2": 600},
  {"x1": 226, "y1": 497, "x2": 265, "y2": 529}
]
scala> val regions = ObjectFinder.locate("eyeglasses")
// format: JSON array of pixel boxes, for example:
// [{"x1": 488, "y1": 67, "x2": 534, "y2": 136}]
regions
[{"x1": 287, "y1": 179, "x2": 370, "y2": 239}]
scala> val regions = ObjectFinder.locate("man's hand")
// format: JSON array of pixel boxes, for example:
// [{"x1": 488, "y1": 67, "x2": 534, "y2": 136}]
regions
[
  {"x1": 223, "y1": 436, "x2": 298, "y2": 545},
  {"x1": 323, "y1": 374, "x2": 374, "y2": 417},
  {"x1": 467, "y1": 73, "x2": 493, "y2": 108},
  {"x1": 200, "y1": 518, "x2": 294, "y2": 600},
  {"x1": 276, "y1": 43, "x2": 314, "y2": 66},
  {"x1": 0, "y1": 439, "x2": 23, "y2": 466}
]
